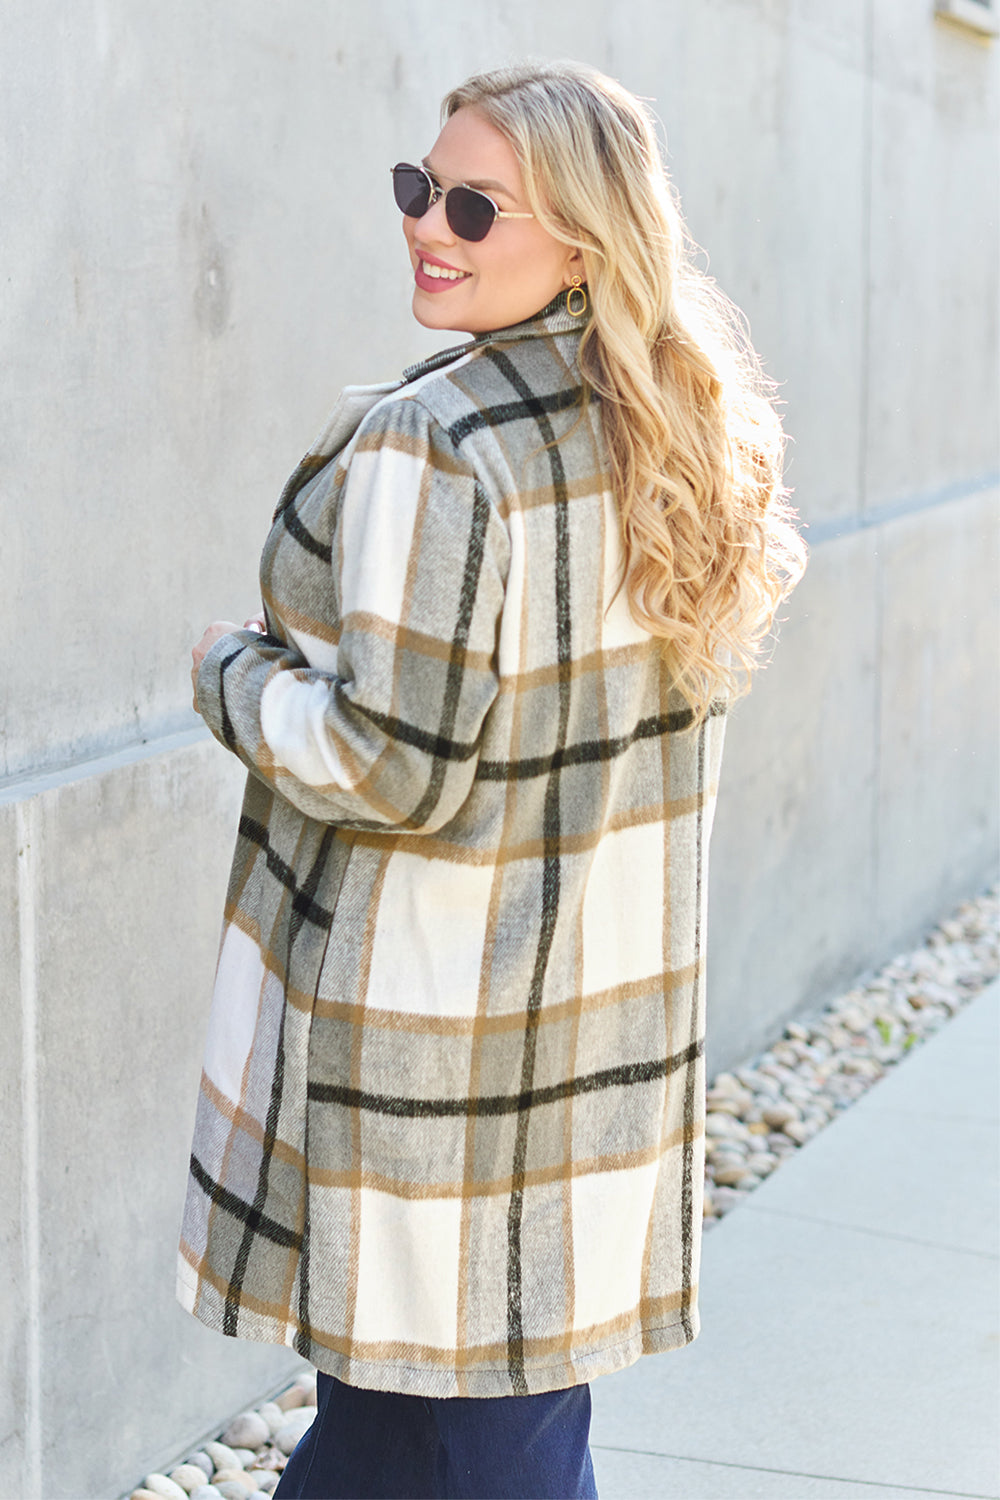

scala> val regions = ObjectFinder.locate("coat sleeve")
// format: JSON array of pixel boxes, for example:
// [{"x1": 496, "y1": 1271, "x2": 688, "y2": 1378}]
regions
[{"x1": 195, "y1": 394, "x2": 509, "y2": 832}]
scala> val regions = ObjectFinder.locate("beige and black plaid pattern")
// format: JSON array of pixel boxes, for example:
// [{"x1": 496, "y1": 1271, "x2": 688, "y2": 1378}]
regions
[{"x1": 178, "y1": 298, "x2": 727, "y2": 1397}]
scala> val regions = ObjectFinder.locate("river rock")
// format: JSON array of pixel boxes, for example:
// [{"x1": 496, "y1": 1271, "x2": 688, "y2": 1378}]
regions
[
  {"x1": 249, "y1": 1449, "x2": 284, "y2": 1472},
  {"x1": 705, "y1": 1113, "x2": 749, "y2": 1140},
  {"x1": 707, "y1": 1078, "x2": 753, "y2": 1103},
  {"x1": 222, "y1": 1414, "x2": 271, "y2": 1451},
  {"x1": 215, "y1": 1484, "x2": 254, "y2": 1500},
  {"x1": 186, "y1": 1454, "x2": 214, "y2": 1481},
  {"x1": 709, "y1": 1163, "x2": 741, "y2": 1186},
  {"x1": 204, "y1": 1442, "x2": 242, "y2": 1473},
  {"x1": 247, "y1": 1473, "x2": 280, "y2": 1495},
  {"x1": 707, "y1": 1156, "x2": 748, "y2": 1179},
  {"x1": 761, "y1": 1102, "x2": 799, "y2": 1129},
  {"x1": 255, "y1": 1402, "x2": 286, "y2": 1437},
  {"x1": 782, "y1": 1082, "x2": 813, "y2": 1104},
  {"x1": 143, "y1": 1477, "x2": 189, "y2": 1500},
  {"x1": 213, "y1": 1469, "x2": 254, "y2": 1495},
  {"x1": 274, "y1": 1385, "x2": 306, "y2": 1412},
  {"x1": 704, "y1": 1095, "x2": 747, "y2": 1117},
  {"x1": 132, "y1": 1491, "x2": 166, "y2": 1500},
  {"x1": 170, "y1": 1466, "x2": 214, "y2": 1494},
  {"x1": 189, "y1": 1489, "x2": 223, "y2": 1500},
  {"x1": 707, "y1": 1071, "x2": 743, "y2": 1096},
  {"x1": 275, "y1": 1407, "x2": 318, "y2": 1455},
  {"x1": 710, "y1": 1185, "x2": 747, "y2": 1213},
  {"x1": 744, "y1": 1152, "x2": 778, "y2": 1176},
  {"x1": 756, "y1": 1061, "x2": 794, "y2": 1085},
  {"x1": 842, "y1": 1056, "x2": 880, "y2": 1078},
  {"x1": 706, "y1": 1134, "x2": 748, "y2": 1156}
]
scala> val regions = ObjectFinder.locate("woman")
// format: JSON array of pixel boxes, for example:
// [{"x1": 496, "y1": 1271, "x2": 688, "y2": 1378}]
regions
[{"x1": 180, "y1": 60, "x2": 805, "y2": 1500}]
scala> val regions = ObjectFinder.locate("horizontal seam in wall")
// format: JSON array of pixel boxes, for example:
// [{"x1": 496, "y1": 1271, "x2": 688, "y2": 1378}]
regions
[
  {"x1": 806, "y1": 470, "x2": 999, "y2": 546},
  {"x1": 0, "y1": 726, "x2": 211, "y2": 805},
  {"x1": 2, "y1": 471, "x2": 997, "y2": 798}
]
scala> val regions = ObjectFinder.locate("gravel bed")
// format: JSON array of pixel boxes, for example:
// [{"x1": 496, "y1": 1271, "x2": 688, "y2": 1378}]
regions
[
  {"x1": 129, "y1": 885, "x2": 998, "y2": 1500},
  {"x1": 128, "y1": 1383, "x2": 318, "y2": 1500},
  {"x1": 702, "y1": 883, "x2": 998, "y2": 1223}
]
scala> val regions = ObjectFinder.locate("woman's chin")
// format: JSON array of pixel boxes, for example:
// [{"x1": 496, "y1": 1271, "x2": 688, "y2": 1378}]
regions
[{"x1": 411, "y1": 293, "x2": 470, "y2": 334}]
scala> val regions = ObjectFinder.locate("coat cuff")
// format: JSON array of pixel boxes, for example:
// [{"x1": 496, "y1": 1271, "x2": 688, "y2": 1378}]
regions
[{"x1": 196, "y1": 629, "x2": 269, "y2": 755}]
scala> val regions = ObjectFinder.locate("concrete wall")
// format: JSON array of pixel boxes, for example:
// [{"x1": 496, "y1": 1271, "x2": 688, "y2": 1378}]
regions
[
  {"x1": 701, "y1": 1, "x2": 1000, "y2": 1065},
  {"x1": 3, "y1": 3, "x2": 996, "y2": 1495}
]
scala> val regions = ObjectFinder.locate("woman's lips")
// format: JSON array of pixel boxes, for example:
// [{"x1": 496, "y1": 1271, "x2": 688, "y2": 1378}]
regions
[{"x1": 414, "y1": 256, "x2": 472, "y2": 293}]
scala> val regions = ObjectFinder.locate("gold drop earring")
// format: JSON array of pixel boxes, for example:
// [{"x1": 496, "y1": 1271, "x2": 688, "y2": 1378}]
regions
[{"x1": 566, "y1": 275, "x2": 588, "y2": 317}]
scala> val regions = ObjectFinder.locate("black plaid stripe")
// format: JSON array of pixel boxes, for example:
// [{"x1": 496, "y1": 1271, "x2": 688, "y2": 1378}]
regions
[
  {"x1": 189, "y1": 1152, "x2": 302, "y2": 1251},
  {"x1": 325, "y1": 700, "x2": 715, "y2": 777},
  {"x1": 307, "y1": 1043, "x2": 701, "y2": 1117},
  {"x1": 680, "y1": 719, "x2": 706, "y2": 1341},
  {"x1": 471, "y1": 344, "x2": 577, "y2": 1392},
  {"x1": 237, "y1": 815, "x2": 338, "y2": 932},
  {"x1": 447, "y1": 383, "x2": 589, "y2": 446},
  {"x1": 271, "y1": 452, "x2": 337, "y2": 561}
]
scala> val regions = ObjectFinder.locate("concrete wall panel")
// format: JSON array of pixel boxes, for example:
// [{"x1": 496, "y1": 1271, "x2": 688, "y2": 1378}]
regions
[
  {"x1": 875, "y1": 487, "x2": 1000, "y2": 946},
  {"x1": 0, "y1": 806, "x2": 28, "y2": 1489},
  {"x1": 707, "y1": 529, "x2": 880, "y2": 1075},
  {"x1": 609, "y1": 0, "x2": 869, "y2": 529},
  {"x1": 865, "y1": 8, "x2": 1000, "y2": 508},
  {"x1": 3, "y1": 738, "x2": 303, "y2": 1500}
]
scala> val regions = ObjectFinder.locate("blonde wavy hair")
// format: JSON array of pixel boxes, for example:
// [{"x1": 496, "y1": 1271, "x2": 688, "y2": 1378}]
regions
[{"x1": 443, "y1": 61, "x2": 807, "y2": 722}]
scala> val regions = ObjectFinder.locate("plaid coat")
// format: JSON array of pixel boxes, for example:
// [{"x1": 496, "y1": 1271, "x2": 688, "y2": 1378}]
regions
[{"x1": 178, "y1": 295, "x2": 727, "y2": 1398}]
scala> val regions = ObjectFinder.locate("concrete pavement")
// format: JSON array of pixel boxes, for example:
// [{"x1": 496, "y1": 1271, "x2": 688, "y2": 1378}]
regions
[{"x1": 589, "y1": 980, "x2": 1000, "y2": 1499}]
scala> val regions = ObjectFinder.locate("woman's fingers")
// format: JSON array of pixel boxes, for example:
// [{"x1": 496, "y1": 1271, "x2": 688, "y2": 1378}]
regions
[{"x1": 191, "y1": 620, "x2": 240, "y2": 713}]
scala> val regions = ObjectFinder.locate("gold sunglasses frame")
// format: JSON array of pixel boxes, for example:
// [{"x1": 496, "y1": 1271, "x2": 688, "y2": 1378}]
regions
[{"x1": 390, "y1": 163, "x2": 534, "y2": 238}]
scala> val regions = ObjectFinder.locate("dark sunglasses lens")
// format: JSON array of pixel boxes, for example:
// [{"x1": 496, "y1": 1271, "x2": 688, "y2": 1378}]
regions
[
  {"x1": 446, "y1": 186, "x2": 496, "y2": 242},
  {"x1": 392, "y1": 165, "x2": 431, "y2": 218}
]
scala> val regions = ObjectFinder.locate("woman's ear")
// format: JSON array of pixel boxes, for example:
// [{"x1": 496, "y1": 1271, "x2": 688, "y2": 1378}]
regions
[{"x1": 562, "y1": 247, "x2": 586, "y2": 286}]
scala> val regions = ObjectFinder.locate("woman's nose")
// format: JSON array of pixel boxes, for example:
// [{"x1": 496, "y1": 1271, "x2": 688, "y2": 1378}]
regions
[{"x1": 417, "y1": 191, "x2": 455, "y2": 241}]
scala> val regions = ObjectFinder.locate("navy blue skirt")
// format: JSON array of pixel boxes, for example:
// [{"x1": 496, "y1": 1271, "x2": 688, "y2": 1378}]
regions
[{"x1": 273, "y1": 1371, "x2": 598, "y2": 1499}]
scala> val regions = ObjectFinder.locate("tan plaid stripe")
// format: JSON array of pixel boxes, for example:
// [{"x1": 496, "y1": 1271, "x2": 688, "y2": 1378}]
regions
[{"x1": 177, "y1": 297, "x2": 727, "y2": 1397}]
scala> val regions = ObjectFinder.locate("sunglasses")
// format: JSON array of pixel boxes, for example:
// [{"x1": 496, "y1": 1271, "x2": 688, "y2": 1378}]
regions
[{"x1": 391, "y1": 162, "x2": 535, "y2": 244}]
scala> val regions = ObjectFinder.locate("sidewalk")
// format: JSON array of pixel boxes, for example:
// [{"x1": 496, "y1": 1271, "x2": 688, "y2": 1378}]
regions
[{"x1": 589, "y1": 980, "x2": 1000, "y2": 1499}]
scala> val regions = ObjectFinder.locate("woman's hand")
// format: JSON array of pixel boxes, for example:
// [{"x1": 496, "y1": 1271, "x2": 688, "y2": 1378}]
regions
[
  {"x1": 191, "y1": 613, "x2": 269, "y2": 713},
  {"x1": 191, "y1": 620, "x2": 239, "y2": 713}
]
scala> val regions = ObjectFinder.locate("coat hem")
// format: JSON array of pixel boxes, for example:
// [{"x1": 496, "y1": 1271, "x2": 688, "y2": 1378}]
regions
[{"x1": 177, "y1": 1269, "x2": 698, "y2": 1397}]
